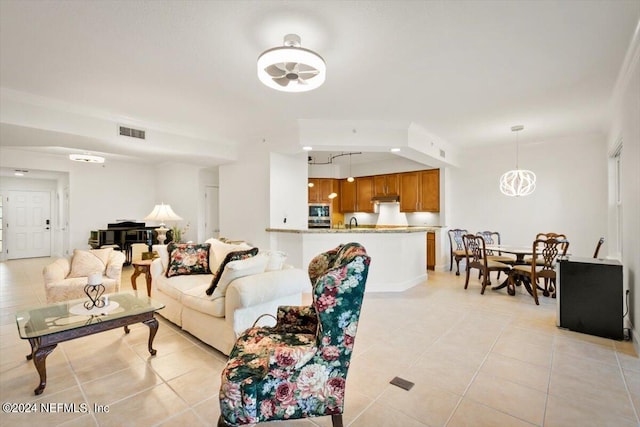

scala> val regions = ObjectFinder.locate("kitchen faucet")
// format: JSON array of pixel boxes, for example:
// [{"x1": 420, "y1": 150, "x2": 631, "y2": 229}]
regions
[{"x1": 349, "y1": 217, "x2": 358, "y2": 229}]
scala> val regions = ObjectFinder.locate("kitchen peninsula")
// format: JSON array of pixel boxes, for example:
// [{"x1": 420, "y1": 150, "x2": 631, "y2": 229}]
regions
[{"x1": 267, "y1": 227, "x2": 438, "y2": 292}]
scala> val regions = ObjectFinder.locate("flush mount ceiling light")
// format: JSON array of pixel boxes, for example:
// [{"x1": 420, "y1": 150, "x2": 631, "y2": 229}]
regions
[
  {"x1": 257, "y1": 34, "x2": 326, "y2": 92},
  {"x1": 499, "y1": 125, "x2": 536, "y2": 197},
  {"x1": 69, "y1": 153, "x2": 105, "y2": 163}
]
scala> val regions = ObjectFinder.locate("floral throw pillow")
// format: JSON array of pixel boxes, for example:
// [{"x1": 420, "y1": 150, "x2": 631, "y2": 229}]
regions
[
  {"x1": 165, "y1": 243, "x2": 211, "y2": 278},
  {"x1": 206, "y1": 247, "x2": 259, "y2": 295}
]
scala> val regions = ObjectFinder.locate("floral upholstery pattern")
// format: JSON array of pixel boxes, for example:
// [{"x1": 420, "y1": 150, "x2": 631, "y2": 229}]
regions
[
  {"x1": 206, "y1": 247, "x2": 259, "y2": 295},
  {"x1": 165, "y1": 243, "x2": 211, "y2": 278},
  {"x1": 219, "y1": 242, "x2": 370, "y2": 426}
]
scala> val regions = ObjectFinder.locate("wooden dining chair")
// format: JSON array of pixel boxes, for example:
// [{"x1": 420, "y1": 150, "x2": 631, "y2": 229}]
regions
[
  {"x1": 525, "y1": 232, "x2": 568, "y2": 264},
  {"x1": 476, "y1": 231, "x2": 517, "y2": 279},
  {"x1": 509, "y1": 237, "x2": 569, "y2": 305},
  {"x1": 462, "y1": 234, "x2": 512, "y2": 294},
  {"x1": 448, "y1": 228, "x2": 468, "y2": 275},
  {"x1": 593, "y1": 237, "x2": 605, "y2": 258}
]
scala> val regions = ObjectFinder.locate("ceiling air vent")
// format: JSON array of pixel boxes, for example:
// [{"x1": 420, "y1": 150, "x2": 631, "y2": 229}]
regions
[
  {"x1": 119, "y1": 125, "x2": 146, "y2": 140},
  {"x1": 439, "y1": 149, "x2": 446, "y2": 158}
]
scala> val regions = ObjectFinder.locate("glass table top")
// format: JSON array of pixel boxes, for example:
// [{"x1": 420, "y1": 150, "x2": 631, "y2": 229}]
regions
[{"x1": 16, "y1": 291, "x2": 164, "y2": 339}]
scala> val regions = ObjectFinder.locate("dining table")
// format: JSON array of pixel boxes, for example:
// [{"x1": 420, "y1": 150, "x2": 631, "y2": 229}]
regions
[{"x1": 485, "y1": 244, "x2": 534, "y2": 294}]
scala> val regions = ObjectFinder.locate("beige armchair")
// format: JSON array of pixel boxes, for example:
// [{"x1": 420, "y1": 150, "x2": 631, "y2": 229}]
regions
[{"x1": 43, "y1": 248, "x2": 126, "y2": 303}]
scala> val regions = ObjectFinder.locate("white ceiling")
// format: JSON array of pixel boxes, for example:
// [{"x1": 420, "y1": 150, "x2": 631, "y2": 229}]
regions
[{"x1": 1, "y1": 1, "x2": 638, "y2": 166}]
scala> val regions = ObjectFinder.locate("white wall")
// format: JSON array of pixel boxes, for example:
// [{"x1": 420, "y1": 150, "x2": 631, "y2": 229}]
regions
[
  {"x1": 270, "y1": 152, "x2": 307, "y2": 230},
  {"x1": 608, "y1": 31, "x2": 640, "y2": 347},
  {"x1": 153, "y1": 163, "x2": 208, "y2": 243},
  {"x1": 448, "y1": 133, "x2": 608, "y2": 258},
  {"x1": 219, "y1": 144, "x2": 271, "y2": 249}
]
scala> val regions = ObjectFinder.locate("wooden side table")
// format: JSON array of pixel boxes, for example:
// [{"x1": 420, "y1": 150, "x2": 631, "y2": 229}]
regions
[{"x1": 131, "y1": 259, "x2": 154, "y2": 297}]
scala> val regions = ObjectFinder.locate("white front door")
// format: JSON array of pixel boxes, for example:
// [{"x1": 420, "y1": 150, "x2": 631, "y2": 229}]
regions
[{"x1": 7, "y1": 190, "x2": 52, "y2": 259}]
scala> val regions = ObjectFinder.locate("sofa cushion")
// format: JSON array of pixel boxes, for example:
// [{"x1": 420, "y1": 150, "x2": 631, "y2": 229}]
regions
[
  {"x1": 166, "y1": 243, "x2": 211, "y2": 278},
  {"x1": 183, "y1": 284, "x2": 226, "y2": 318},
  {"x1": 209, "y1": 254, "x2": 269, "y2": 300},
  {"x1": 68, "y1": 248, "x2": 113, "y2": 278},
  {"x1": 156, "y1": 273, "x2": 214, "y2": 301},
  {"x1": 206, "y1": 247, "x2": 259, "y2": 296},
  {"x1": 207, "y1": 238, "x2": 252, "y2": 272}
]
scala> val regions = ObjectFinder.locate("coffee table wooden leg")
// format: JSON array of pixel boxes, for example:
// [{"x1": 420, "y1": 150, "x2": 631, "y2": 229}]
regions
[
  {"x1": 144, "y1": 317, "x2": 159, "y2": 356},
  {"x1": 26, "y1": 338, "x2": 57, "y2": 395}
]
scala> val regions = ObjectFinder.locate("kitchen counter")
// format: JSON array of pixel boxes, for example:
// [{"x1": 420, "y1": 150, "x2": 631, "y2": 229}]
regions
[
  {"x1": 266, "y1": 226, "x2": 441, "y2": 234},
  {"x1": 267, "y1": 227, "x2": 438, "y2": 292}
]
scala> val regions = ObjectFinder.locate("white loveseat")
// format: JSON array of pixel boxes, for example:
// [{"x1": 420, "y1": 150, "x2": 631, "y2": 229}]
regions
[{"x1": 150, "y1": 238, "x2": 310, "y2": 355}]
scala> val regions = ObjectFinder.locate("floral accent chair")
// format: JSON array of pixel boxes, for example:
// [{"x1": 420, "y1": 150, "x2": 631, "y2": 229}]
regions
[{"x1": 218, "y1": 242, "x2": 371, "y2": 427}]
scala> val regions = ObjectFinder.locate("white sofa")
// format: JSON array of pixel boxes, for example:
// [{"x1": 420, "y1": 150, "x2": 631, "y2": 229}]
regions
[{"x1": 150, "y1": 239, "x2": 310, "y2": 355}]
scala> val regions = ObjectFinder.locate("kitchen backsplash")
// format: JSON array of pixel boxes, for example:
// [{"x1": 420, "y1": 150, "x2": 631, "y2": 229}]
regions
[{"x1": 342, "y1": 203, "x2": 440, "y2": 227}]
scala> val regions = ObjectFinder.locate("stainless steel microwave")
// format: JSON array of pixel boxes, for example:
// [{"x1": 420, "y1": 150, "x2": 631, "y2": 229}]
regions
[
  {"x1": 308, "y1": 204, "x2": 330, "y2": 228},
  {"x1": 309, "y1": 204, "x2": 330, "y2": 218}
]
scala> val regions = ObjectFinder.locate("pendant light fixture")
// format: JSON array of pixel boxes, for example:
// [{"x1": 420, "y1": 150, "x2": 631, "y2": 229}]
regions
[
  {"x1": 257, "y1": 34, "x2": 326, "y2": 93},
  {"x1": 499, "y1": 125, "x2": 536, "y2": 197},
  {"x1": 347, "y1": 153, "x2": 355, "y2": 182}
]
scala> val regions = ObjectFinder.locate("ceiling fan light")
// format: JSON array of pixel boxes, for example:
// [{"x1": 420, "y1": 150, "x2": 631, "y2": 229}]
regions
[{"x1": 257, "y1": 35, "x2": 326, "y2": 93}]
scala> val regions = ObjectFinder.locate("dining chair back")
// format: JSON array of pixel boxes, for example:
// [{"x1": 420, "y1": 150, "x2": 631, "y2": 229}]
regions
[
  {"x1": 511, "y1": 237, "x2": 569, "y2": 305},
  {"x1": 593, "y1": 237, "x2": 605, "y2": 258},
  {"x1": 535, "y1": 232, "x2": 569, "y2": 256},
  {"x1": 448, "y1": 228, "x2": 468, "y2": 275},
  {"x1": 463, "y1": 234, "x2": 512, "y2": 295},
  {"x1": 476, "y1": 231, "x2": 516, "y2": 266}
]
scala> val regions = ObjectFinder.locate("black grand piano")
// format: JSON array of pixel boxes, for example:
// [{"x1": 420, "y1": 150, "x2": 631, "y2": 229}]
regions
[{"x1": 88, "y1": 221, "x2": 172, "y2": 264}]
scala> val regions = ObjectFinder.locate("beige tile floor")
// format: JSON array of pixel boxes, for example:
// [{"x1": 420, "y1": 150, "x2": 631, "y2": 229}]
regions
[{"x1": 1, "y1": 257, "x2": 639, "y2": 426}]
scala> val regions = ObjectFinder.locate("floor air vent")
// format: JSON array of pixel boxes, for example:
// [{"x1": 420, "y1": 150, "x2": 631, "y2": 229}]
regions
[{"x1": 119, "y1": 126, "x2": 146, "y2": 140}]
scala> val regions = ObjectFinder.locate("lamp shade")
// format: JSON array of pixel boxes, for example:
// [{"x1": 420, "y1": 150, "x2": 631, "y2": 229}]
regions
[
  {"x1": 144, "y1": 203, "x2": 182, "y2": 224},
  {"x1": 499, "y1": 169, "x2": 537, "y2": 197}
]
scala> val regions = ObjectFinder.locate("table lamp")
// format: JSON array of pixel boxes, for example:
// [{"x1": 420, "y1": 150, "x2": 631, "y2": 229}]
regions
[{"x1": 144, "y1": 203, "x2": 183, "y2": 245}]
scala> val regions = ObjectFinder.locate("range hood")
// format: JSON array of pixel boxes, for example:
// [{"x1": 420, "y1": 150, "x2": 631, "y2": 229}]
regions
[{"x1": 371, "y1": 195, "x2": 400, "y2": 203}]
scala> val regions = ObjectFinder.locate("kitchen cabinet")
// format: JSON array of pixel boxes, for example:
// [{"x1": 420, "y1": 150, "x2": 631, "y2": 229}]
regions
[
  {"x1": 427, "y1": 232, "x2": 435, "y2": 270},
  {"x1": 356, "y1": 176, "x2": 374, "y2": 212},
  {"x1": 308, "y1": 178, "x2": 338, "y2": 204},
  {"x1": 339, "y1": 179, "x2": 356, "y2": 213},
  {"x1": 373, "y1": 174, "x2": 399, "y2": 197},
  {"x1": 399, "y1": 169, "x2": 440, "y2": 212},
  {"x1": 339, "y1": 177, "x2": 374, "y2": 213}
]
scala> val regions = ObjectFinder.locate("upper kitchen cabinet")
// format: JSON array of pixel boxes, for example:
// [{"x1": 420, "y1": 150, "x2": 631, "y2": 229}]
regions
[
  {"x1": 339, "y1": 177, "x2": 374, "y2": 213},
  {"x1": 339, "y1": 179, "x2": 356, "y2": 213},
  {"x1": 373, "y1": 174, "x2": 399, "y2": 197},
  {"x1": 356, "y1": 176, "x2": 374, "y2": 213},
  {"x1": 308, "y1": 178, "x2": 338, "y2": 204},
  {"x1": 399, "y1": 169, "x2": 440, "y2": 212}
]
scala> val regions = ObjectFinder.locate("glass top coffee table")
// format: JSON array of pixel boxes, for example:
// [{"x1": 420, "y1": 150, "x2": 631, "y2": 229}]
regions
[{"x1": 16, "y1": 291, "x2": 164, "y2": 395}]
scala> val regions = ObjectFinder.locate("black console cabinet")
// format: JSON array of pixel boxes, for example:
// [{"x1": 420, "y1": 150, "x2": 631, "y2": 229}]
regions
[{"x1": 557, "y1": 257, "x2": 623, "y2": 340}]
